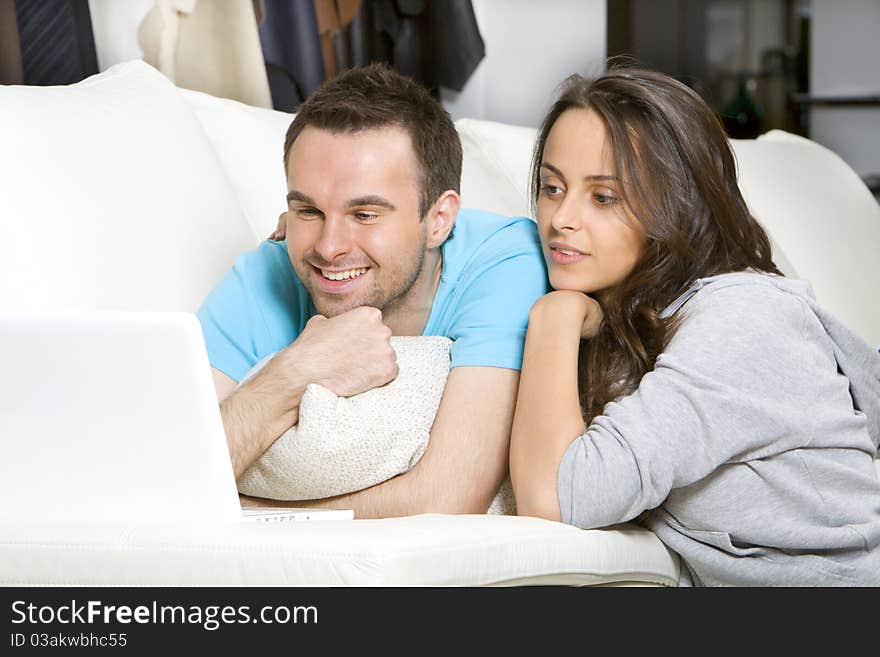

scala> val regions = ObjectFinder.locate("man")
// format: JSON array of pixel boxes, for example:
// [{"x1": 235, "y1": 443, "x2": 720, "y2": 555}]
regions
[{"x1": 198, "y1": 63, "x2": 548, "y2": 518}]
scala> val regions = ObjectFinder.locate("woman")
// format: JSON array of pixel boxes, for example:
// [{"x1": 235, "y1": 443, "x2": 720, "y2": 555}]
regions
[{"x1": 509, "y1": 65, "x2": 880, "y2": 586}]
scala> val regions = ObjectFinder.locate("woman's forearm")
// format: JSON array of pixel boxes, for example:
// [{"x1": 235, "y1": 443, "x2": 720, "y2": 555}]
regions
[{"x1": 510, "y1": 296, "x2": 589, "y2": 520}]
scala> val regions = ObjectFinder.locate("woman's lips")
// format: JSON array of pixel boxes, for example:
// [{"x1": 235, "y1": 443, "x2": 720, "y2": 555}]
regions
[{"x1": 549, "y1": 242, "x2": 589, "y2": 265}]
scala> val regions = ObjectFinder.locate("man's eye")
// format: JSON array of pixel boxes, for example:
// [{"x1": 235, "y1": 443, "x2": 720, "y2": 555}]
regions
[
  {"x1": 354, "y1": 212, "x2": 378, "y2": 222},
  {"x1": 296, "y1": 207, "x2": 321, "y2": 219}
]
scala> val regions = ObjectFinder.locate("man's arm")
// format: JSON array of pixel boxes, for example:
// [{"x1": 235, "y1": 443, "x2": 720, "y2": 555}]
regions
[
  {"x1": 240, "y1": 365, "x2": 519, "y2": 517},
  {"x1": 211, "y1": 368, "x2": 237, "y2": 402},
  {"x1": 215, "y1": 307, "x2": 399, "y2": 479},
  {"x1": 213, "y1": 366, "x2": 301, "y2": 481},
  {"x1": 217, "y1": 356, "x2": 307, "y2": 479}
]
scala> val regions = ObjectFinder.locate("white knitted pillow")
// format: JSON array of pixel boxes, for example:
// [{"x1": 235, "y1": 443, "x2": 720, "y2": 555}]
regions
[{"x1": 236, "y1": 335, "x2": 515, "y2": 514}]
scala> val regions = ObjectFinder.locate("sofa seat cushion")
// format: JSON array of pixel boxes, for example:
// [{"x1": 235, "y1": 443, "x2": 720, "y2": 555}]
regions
[{"x1": 0, "y1": 515, "x2": 680, "y2": 586}]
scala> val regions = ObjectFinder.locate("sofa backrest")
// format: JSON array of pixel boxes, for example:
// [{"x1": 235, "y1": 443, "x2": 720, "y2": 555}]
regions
[
  {"x1": 2, "y1": 61, "x2": 877, "y2": 344},
  {"x1": 455, "y1": 119, "x2": 880, "y2": 345},
  {"x1": 179, "y1": 88, "x2": 291, "y2": 242},
  {"x1": 0, "y1": 61, "x2": 256, "y2": 314},
  {"x1": 733, "y1": 131, "x2": 880, "y2": 345}
]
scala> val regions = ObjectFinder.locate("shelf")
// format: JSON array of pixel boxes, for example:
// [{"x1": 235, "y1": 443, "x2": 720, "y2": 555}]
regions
[{"x1": 791, "y1": 94, "x2": 880, "y2": 107}]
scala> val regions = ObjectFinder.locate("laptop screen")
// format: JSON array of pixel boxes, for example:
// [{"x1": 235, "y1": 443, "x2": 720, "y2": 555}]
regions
[{"x1": 0, "y1": 312, "x2": 241, "y2": 523}]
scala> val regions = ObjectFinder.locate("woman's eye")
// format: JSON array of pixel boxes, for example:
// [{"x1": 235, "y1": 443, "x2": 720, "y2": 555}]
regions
[
  {"x1": 540, "y1": 184, "x2": 563, "y2": 198},
  {"x1": 593, "y1": 193, "x2": 619, "y2": 207}
]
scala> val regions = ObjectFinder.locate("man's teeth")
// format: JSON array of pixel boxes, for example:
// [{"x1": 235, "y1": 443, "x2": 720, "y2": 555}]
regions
[{"x1": 321, "y1": 267, "x2": 367, "y2": 281}]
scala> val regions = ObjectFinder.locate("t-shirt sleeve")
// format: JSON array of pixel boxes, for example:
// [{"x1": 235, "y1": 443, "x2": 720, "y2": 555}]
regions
[
  {"x1": 446, "y1": 223, "x2": 549, "y2": 370},
  {"x1": 197, "y1": 243, "x2": 303, "y2": 382},
  {"x1": 556, "y1": 284, "x2": 816, "y2": 529}
]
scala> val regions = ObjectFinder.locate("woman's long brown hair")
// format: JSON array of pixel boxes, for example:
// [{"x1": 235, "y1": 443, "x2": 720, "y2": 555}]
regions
[{"x1": 530, "y1": 64, "x2": 782, "y2": 423}]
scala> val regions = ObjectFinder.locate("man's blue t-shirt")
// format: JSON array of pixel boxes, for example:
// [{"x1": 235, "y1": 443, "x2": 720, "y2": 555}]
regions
[{"x1": 197, "y1": 208, "x2": 549, "y2": 382}]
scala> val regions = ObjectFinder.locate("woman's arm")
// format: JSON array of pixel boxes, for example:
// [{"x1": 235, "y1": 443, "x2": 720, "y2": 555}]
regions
[{"x1": 510, "y1": 291, "x2": 602, "y2": 520}]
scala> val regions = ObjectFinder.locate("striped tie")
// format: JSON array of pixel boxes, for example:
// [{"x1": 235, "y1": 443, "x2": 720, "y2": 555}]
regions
[{"x1": 15, "y1": 0, "x2": 97, "y2": 86}]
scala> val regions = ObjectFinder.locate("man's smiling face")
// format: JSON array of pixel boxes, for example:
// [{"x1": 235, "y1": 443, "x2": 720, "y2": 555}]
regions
[{"x1": 284, "y1": 125, "x2": 430, "y2": 318}]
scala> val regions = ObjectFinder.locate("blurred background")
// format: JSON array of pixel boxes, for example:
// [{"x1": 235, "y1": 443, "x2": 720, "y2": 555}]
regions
[{"x1": 1, "y1": 0, "x2": 877, "y2": 200}]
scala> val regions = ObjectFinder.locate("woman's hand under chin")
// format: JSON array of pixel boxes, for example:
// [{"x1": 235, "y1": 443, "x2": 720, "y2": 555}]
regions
[{"x1": 531, "y1": 290, "x2": 604, "y2": 339}]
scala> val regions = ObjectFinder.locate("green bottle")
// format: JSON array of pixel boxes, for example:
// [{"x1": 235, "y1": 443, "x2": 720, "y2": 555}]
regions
[{"x1": 722, "y1": 73, "x2": 764, "y2": 139}]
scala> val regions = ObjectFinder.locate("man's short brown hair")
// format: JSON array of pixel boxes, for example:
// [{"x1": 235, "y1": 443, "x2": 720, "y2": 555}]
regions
[{"x1": 283, "y1": 63, "x2": 462, "y2": 218}]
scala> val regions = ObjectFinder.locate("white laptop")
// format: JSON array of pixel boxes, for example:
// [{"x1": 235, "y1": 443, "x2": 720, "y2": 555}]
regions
[{"x1": 0, "y1": 311, "x2": 353, "y2": 524}]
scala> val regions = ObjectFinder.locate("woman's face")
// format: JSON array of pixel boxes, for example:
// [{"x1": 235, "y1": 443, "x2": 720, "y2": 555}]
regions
[{"x1": 536, "y1": 108, "x2": 645, "y2": 296}]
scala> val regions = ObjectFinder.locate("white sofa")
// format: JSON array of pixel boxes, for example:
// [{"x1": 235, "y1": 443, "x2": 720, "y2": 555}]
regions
[{"x1": 1, "y1": 62, "x2": 878, "y2": 586}]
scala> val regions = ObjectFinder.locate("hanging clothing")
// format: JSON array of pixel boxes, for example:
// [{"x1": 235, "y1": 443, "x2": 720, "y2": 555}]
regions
[
  {"x1": 349, "y1": 0, "x2": 485, "y2": 94},
  {"x1": 0, "y1": 0, "x2": 23, "y2": 84},
  {"x1": 257, "y1": 0, "x2": 328, "y2": 112},
  {"x1": 256, "y1": 0, "x2": 483, "y2": 111},
  {"x1": 312, "y1": 0, "x2": 361, "y2": 79},
  {"x1": 138, "y1": 0, "x2": 273, "y2": 109},
  {"x1": 12, "y1": 0, "x2": 98, "y2": 86}
]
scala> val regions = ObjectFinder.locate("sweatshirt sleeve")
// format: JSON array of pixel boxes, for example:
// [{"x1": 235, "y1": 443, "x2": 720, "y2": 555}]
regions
[{"x1": 557, "y1": 283, "x2": 817, "y2": 529}]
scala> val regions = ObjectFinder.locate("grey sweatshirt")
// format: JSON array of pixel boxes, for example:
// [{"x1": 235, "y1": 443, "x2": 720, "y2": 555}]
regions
[{"x1": 557, "y1": 272, "x2": 880, "y2": 586}]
